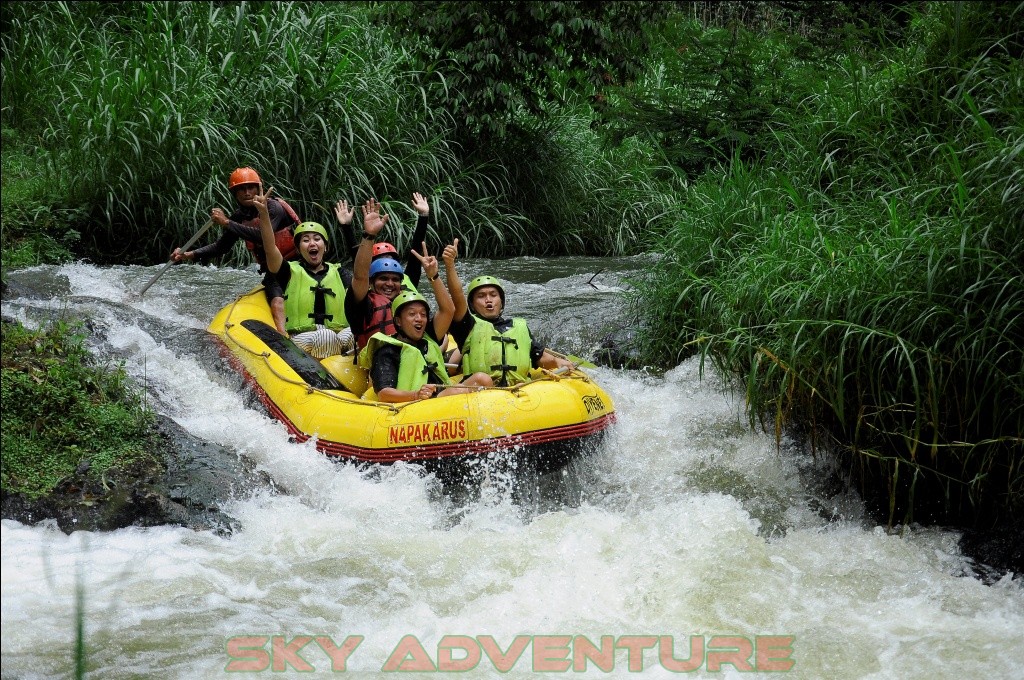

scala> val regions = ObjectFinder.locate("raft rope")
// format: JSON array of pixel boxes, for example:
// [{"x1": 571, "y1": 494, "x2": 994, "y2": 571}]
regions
[{"x1": 219, "y1": 291, "x2": 591, "y2": 414}]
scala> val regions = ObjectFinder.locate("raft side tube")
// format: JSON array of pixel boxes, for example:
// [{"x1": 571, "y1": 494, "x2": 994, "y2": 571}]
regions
[{"x1": 240, "y1": 319, "x2": 344, "y2": 391}]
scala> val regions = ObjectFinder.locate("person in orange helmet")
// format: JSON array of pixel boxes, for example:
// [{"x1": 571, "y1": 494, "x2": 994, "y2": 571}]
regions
[{"x1": 172, "y1": 167, "x2": 343, "y2": 334}]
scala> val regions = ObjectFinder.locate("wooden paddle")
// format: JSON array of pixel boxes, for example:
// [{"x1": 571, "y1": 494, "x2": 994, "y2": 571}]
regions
[
  {"x1": 139, "y1": 187, "x2": 274, "y2": 297},
  {"x1": 546, "y1": 348, "x2": 597, "y2": 369},
  {"x1": 138, "y1": 218, "x2": 214, "y2": 297}
]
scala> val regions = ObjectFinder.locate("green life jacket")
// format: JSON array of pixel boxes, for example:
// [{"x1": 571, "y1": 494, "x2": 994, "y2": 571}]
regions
[
  {"x1": 283, "y1": 261, "x2": 348, "y2": 333},
  {"x1": 359, "y1": 332, "x2": 451, "y2": 392},
  {"x1": 461, "y1": 316, "x2": 532, "y2": 386},
  {"x1": 401, "y1": 274, "x2": 416, "y2": 294}
]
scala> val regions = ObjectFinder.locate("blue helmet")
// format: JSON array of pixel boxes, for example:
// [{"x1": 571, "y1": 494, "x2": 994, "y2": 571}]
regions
[{"x1": 369, "y1": 258, "x2": 404, "y2": 279}]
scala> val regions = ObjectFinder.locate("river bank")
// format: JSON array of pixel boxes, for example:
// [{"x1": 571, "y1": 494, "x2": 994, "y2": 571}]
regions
[{"x1": 1, "y1": 407, "x2": 269, "y2": 535}]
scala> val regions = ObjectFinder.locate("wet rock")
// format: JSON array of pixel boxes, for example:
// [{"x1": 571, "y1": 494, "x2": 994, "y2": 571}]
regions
[
  {"x1": 959, "y1": 518, "x2": 1024, "y2": 583},
  {"x1": 1, "y1": 415, "x2": 273, "y2": 535},
  {"x1": 595, "y1": 327, "x2": 642, "y2": 368}
]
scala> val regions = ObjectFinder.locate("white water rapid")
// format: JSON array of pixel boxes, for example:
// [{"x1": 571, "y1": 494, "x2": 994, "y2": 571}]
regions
[{"x1": 2, "y1": 260, "x2": 1022, "y2": 679}]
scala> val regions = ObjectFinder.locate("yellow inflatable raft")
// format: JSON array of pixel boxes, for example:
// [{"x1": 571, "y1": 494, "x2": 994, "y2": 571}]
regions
[{"x1": 208, "y1": 288, "x2": 616, "y2": 474}]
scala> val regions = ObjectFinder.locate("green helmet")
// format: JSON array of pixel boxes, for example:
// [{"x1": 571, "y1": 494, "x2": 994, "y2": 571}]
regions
[
  {"x1": 466, "y1": 275, "x2": 505, "y2": 306},
  {"x1": 391, "y1": 289, "x2": 429, "y2": 317},
  {"x1": 293, "y1": 221, "x2": 329, "y2": 246}
]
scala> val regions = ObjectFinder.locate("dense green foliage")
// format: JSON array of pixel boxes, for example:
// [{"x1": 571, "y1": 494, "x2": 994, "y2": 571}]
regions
[
  {"x1": 633, "y1": 1, "x2": 1023, "y2": 524},
  {"x1": 376, "y1": 1, "x2": 673, "y2": 140},
  {"x1": 598, "y1": 19, "x2": 823, "y2": 177},
  {"x1": 0, "y1": 131, "x2": 81, "y2": 272},
  {"x1": 0, "y1": 1, "x2": 677, "y2": 262},
  {"x1": 1, "y1": 321, "x2": 156, "y2": 497}
]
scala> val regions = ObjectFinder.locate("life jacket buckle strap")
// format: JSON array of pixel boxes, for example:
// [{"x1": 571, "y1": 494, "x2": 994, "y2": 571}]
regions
[{"x1": 310, "y1": 285, "x2": 336, "y2": 297}]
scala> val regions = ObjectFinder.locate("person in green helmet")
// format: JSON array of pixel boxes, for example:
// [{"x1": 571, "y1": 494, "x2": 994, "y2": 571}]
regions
[
  {"x1": 255, "y1": 188, "x2": 355, "y2": 358},
  {"x1": 359, "y1": 244, "x2": 492, "y2": 403},
  {"x1": 443, "y1": 241, "x2": 573, "y2": 386}
]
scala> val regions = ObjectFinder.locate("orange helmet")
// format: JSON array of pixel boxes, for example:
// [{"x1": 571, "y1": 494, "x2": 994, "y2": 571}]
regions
[{"x1": 228, "y1": 167, "x2": 261, "y2": 190}]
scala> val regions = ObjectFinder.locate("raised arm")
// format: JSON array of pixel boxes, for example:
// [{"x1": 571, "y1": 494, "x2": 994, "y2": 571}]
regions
[
  {"x1": 253, "y1": 186, "x2": 283, "y2": 274},
  {"x1": 334, "y1": 199, "x2": 357, "y2": 263},
  {"x1": 412, "y1": 241, "x2": 454, "y2": 339},
  {"x1": 350, "y1": 198, "x2": 390, "y2": 302},
  {"x1": 405, "y1": 192, "x2": 430, "y2": 286},
  {"x1": 442, "y1": 238, "x2": 467, "y2": 321}
]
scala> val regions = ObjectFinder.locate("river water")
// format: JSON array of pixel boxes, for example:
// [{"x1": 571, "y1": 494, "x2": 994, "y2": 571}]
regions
[{"x1": 2, "y1": 259, "x2": 1022, "y2": 679}]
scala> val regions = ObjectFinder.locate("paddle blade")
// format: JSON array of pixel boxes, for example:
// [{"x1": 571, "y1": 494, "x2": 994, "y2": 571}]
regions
[{"x1": 567, "y1": 355, "x2": 597, "y2": 369}]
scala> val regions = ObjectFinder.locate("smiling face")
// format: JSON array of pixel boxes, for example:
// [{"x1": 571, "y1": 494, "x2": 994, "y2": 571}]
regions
[
  {"x1": 395, "y1": 301, "x2": 429, "y2": 341},
  {"x1": 372, "y1": 273, "x2": 403, "y2": 300},
  {"x1": 470, "y1": 285, "x2": 503, "y2": 320},
  {"x1": 297, "y1": 232, "x2": 327, "y2": 268},
  {"x1": 233, "y1": 183, "x2": 260, "y2": 208}
]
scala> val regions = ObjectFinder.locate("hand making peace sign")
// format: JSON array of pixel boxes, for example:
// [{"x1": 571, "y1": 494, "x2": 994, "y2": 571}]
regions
[
  {"x1": 251, "y1": 185, "x2": 273, "y2": 215},
  {"x1": 410, "y1": 241, "x2": 439, "y2": 281}
]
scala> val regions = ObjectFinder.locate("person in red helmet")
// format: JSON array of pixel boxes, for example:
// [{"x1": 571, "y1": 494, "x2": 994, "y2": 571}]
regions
[
  {"x1": 343, "y1": 192, "x2": 433, "y2": 352},
  {"x1": 358, "y1": 191, "x2": 430, "y2": 294},
  {"x1": 172, "y1": 168, "x2": 323, "y2": 334}
]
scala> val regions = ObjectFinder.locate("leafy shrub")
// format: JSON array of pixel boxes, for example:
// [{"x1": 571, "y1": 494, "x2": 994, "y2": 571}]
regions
[
  {"x1": 1, "y1": 320, "x2": 155, "y2": 497},
  {"x1": 633, "y1": 2, "x2": 1024, "y2": 524}
]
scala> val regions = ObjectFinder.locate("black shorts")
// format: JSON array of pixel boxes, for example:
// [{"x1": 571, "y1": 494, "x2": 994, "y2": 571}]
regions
[{"x1": 261, "y1": 271, "x2": 284, "y2": 300}]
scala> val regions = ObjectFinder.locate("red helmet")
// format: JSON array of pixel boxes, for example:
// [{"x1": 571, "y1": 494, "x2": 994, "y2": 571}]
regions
[
  {"x1": 227, "y1": 167, "x2": 261, "y2": 190},
  {"x1": 372, "y1": 242, "x2": 399, "y2": 258}
]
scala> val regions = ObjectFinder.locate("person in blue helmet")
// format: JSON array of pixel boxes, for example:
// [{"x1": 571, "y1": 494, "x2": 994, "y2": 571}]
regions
[
  {"x1": 255, "y1": 188, "x2": 355, "y2": 358},
  {"x1": 344, "y1": 194, "x2": 435, "y2": 352}
]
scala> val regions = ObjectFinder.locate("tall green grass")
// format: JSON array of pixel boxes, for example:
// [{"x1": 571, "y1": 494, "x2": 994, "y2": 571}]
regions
[
  {"x1": 634, "y1": 2, "x2": 1023, "y2": 524},
  {"x1": 483, "y1": 104, "x2": 686, "y2": 256},
  {"x1": 0, "y1": 129, "x2": 83, "y2": 272},
  {"x1": 1, "y1": 1, "x2": 527, "y2": 263}
]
